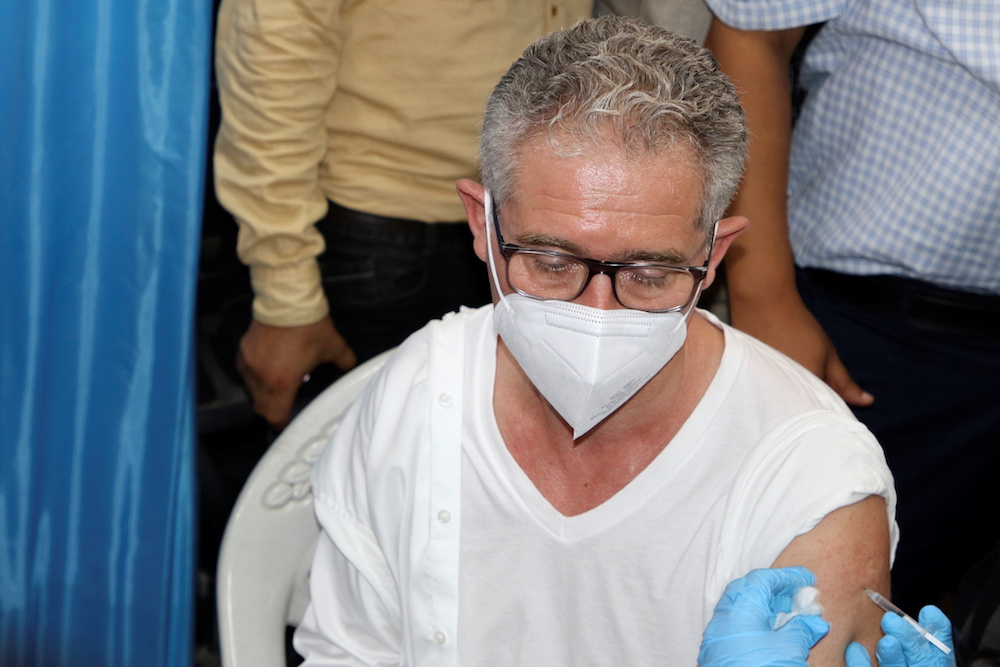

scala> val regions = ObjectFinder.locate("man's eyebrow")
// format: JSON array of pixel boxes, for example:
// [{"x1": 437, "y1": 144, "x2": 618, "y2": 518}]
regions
[
  {"x1": 517, "y1": 233, "x2": 689, "y2": 264},
  {"x1": 613, "y1": 248, "x2": 689, "y2": 264},
  {"x1": 517, "y1": 233, "x2": 586, "y2": 256}
]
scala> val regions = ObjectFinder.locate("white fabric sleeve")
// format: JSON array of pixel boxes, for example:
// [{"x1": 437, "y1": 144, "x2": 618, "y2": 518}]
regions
[
  {"x1": 705, "y1": 0, "x2": 849, "y2": 30},
  {"x1": 294, "y1": 517, "x2": 402, "y2": 666},
  {"x1": 294, "y1": 326, "x2": 442, "y2": 665},
  {"x1": 294, "y1": 370, "x2": 405, "y2": 665},
  {"x1": 709, "y1": 410, "x2": 898, "y2": 591}
]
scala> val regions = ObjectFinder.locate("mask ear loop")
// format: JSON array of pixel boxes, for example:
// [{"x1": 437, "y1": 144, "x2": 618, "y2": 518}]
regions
[{"x1": 483, "y1": 189, "x2": 508, "y2": 304}]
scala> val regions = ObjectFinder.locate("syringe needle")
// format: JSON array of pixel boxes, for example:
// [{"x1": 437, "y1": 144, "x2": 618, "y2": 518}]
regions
[{"x1": 864, "y1": 589, "x2": 951, "y2": 655}]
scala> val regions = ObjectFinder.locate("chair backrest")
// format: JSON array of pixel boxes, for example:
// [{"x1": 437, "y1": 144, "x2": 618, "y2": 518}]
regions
[{"x1": 216, "y1": 349, "x2": 395, "y2": 667}]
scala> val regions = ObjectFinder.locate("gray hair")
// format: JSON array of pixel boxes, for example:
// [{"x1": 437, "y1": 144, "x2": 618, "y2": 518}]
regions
[{"x1": 480, "y1": 16, "x2": 747, "y2": 231}]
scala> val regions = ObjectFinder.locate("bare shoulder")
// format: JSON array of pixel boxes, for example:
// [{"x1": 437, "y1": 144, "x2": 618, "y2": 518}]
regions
[{"x1": 772, "y1": 494, "x2": 891, "y2": 666}]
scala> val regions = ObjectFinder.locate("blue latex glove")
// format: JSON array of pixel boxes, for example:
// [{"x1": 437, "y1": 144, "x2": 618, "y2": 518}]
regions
[
  {"x1": 844, "y1": 605, "x2": 956, "y2": 667},
  {"x1": 698, "y1": 567, "x2": 830, "y2": 667}
]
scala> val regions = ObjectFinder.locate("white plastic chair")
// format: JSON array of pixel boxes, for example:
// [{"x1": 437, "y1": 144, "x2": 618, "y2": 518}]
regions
[{"x1": 216, "y1": 349, "x2": 395, "y2": 667}]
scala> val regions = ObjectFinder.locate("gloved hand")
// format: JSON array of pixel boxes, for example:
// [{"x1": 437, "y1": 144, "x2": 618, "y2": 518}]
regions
[
  {"x1": 698, "y1": 567, "x2": 830, "y2": 667},
  {"x1": 844, "y1": 605, "x2": 956, "y2": 667}
]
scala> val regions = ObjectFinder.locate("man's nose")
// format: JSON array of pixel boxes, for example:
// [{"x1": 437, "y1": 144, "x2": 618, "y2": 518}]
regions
[{"x1": 575, "y1": 272, "x2": 623, "y2": 310}]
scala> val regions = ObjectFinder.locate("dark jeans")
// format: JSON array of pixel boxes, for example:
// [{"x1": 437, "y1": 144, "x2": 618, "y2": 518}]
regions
[
  {"x1": 316, "y1": 200, "x2": 491, "y2": 363},
  {"x1": 797, "y1": 268, "x2": 1000, "y2": 610},
  {"x1": 285, "y1": 200, "x2": 489, "y2": 419}
]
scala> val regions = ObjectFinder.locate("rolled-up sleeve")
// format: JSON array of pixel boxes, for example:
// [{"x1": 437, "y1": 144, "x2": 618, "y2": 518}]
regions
[
  {"x1": 214, "y1": 0, "x2": 342, "y2": 326},
  {"x1": 709, "y1": 410, "x2": 898, "y2": 594}
]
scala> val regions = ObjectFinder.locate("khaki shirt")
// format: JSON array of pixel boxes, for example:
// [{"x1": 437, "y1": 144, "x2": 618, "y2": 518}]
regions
[{"x1": 214, "y1": 0, "x2": 591, "y2": 326}]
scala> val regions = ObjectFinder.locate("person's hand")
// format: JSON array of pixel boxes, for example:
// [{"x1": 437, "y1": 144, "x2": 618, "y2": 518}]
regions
[
  {"x1": 698, "y1": 567, "x2": 830, "y2": 667},
  {"x1": 237, "y1": 317, "x2": 357, "y2": 428},
  {"x1": 843, "y1": 606, "x2": 956, "y2": 667},
  {"x1": 729, "y1": 293, "x2": 873, "y2": 407}
]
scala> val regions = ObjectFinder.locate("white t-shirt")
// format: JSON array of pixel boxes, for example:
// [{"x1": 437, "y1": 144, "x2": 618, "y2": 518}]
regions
[
  {"x1": 458, "y1": 309, "x2": 897, "y2": 665},
  {"x1": 295, "y1": 305, "x2": 897, "y2": 666}
]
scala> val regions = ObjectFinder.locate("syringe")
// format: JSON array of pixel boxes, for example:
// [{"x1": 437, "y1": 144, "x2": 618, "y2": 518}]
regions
[{"x1": 864, "y1": 588, "x2": 951, "y2": 655}]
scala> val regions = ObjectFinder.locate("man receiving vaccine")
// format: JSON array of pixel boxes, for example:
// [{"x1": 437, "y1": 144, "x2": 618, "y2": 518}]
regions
[{"x1": 294, "y1": 16, "x2": 896, "y2": 666}]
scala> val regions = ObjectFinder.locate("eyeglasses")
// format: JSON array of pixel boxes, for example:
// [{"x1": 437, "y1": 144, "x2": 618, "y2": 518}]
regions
[{"x1": 491, "y1": 201, "x2": 710, "y2": 313}]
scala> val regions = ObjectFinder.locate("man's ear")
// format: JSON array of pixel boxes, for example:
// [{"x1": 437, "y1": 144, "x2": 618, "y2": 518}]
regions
[
  {"x1": 703, "y1": 215, "x2": 748, "y2": 289},
  {"x1": 456, "y1": 179, "x2": 488, "y2": 262}
]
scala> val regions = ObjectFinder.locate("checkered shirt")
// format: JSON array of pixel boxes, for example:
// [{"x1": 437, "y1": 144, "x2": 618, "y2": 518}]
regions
[{"x1": 708, "y1": 0, "x2": 1000, "y2": 294}]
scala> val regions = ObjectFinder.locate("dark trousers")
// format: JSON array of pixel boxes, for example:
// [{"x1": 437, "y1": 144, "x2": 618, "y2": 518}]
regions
[
  {"x1": 316, "y1": 200, "x2": 491, "y2": 363},
  {"x1": 797, "y1": 268, "x2": 1000, "y2": 610},
  {"x1": 286, "y1": 199, "x2": 489, "y2": 418}
]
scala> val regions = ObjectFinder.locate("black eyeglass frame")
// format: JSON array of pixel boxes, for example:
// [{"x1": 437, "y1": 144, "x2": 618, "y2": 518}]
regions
[{"x1": 490, "y1": 200, "x2": 712, "y2": 313}]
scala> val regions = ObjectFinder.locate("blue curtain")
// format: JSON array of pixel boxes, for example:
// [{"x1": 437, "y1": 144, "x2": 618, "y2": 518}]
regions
[{"x1": 0, "y1": 0, "x2": 209, "y2": 663}]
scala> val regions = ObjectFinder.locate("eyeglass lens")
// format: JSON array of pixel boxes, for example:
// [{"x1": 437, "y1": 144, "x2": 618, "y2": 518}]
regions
[{"x1": 507, "y1": 251, "x2": 698, "y2": 311}]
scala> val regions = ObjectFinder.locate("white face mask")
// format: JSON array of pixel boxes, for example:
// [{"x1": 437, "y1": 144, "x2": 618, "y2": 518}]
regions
[{"x1": 485, "y1": 189, "x2": 706, "y2": 439}]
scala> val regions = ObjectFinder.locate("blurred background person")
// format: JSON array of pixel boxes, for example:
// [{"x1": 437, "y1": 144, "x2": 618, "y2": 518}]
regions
[
  {"x1": 214, "y1": 0, "x2": 592, "y2": 430},
  {"x1": 703, "y1": 0, "x2": 1000, "y2": 611}
]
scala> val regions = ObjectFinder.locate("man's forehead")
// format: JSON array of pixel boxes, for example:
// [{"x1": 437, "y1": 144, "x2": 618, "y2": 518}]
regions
[
  {"x1": 512, "y1": 134, "x2": 702, "y2": 190},
  {"x1": 495, "y1": 151, "x2": 708, "y2": 264},
  {"x1": 504, "y1": 137, "x2": 705, "y2": 225}
]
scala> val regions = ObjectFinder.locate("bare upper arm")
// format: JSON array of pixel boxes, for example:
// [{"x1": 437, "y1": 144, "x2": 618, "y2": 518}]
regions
[{"x1": 771, "y1": 494, "x2": 891, "y2": 667}]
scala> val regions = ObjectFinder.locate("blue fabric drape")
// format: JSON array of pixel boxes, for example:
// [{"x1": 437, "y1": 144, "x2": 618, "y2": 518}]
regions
[{"x1": 0, "y1": 0, "x2": 209, "y2": 663}]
